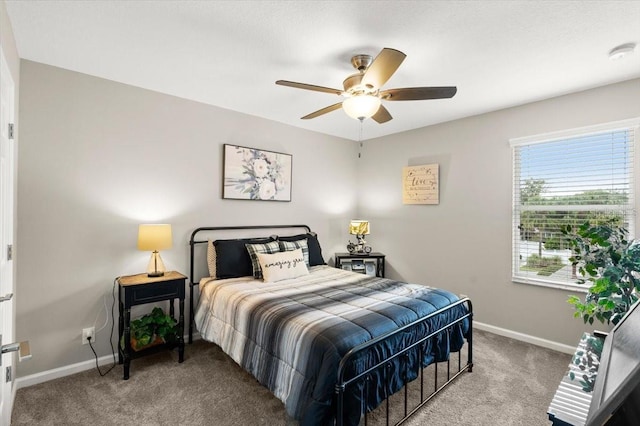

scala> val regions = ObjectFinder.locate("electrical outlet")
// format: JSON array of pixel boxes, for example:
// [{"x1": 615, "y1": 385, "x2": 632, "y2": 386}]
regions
[{"x1": 82, "y1": 327, "x2": 95, "y2": 345}]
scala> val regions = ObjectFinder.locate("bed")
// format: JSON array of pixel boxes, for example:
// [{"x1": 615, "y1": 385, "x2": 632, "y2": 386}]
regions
[{"x1": 189, "y1": 225, "x2": 473, "y2": 425}]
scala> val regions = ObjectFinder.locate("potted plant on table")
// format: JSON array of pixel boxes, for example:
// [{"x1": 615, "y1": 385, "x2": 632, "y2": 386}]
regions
[
  {"x1": 562, "y1": 220, "x2": 640, "y2": 326},
  {"x1": 126, "y1": 307, "x2": 178, "y2": 351}
]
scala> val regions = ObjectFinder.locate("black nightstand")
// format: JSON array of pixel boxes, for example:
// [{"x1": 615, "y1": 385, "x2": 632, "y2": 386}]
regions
[
  {"x1": 335, "y1": 252, "x2": 385, "y2": 278},
  {"x1": 118, "y1": 271, "x2": 186, "y2": 380}
]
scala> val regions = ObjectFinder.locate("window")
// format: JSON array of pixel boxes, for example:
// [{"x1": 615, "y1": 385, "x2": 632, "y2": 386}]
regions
[{"x1": 511, "y1": 118, "x2": 639, "y2": 289}]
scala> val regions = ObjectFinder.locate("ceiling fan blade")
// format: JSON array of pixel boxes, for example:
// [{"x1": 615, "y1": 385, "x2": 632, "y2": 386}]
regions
[
  {"x1": 361, "y1": 48, "x2": 406, "y2": 89},
  {"x1": 381, "y1": 86, "x2": 457, "y2": 101},
  {"x1": 276, "y1": 80, "x2": 342, "y2": 96},
  {"x1": 372, "y1": 105, "x2": 393, "y2": 124},
  {"x1": 301, "y1": 102, "x2": 343, "y2": 120}
]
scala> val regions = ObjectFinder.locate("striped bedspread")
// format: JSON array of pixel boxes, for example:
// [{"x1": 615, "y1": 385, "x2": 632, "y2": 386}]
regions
[{"x1": 194, "y1": 265, "x2": 468, "y2": 425}]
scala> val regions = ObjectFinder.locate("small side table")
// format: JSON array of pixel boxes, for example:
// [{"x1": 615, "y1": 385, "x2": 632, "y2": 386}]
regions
[
  {"x1": 335, "y1": 252, "x2": 385, "y2": 278},
  {"x1": 118, "y1": 271, "x2": 186, "y2": 380}
]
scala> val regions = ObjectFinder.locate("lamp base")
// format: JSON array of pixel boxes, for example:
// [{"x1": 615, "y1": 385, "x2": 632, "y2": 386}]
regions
[{"x1": 146, "y1": 251, "x2": 166, "y2": 278}]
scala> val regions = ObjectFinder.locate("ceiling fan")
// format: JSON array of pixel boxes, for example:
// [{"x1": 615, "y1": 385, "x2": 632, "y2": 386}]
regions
[{"x1": 276, "y1": 47, "x2": 457, "y2": 123}]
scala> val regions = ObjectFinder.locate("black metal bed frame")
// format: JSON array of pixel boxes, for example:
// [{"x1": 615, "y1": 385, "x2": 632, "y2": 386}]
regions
[{"x1": 188, "y1": 225, "x2": 473, "y2": 426}]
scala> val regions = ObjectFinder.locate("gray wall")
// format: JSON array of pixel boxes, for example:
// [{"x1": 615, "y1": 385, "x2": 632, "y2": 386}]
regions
[
  {"x1": 16, "y1": 60, "x2": 359, "y2": 377},
  {"x1": 15, "y1": 57, "x2": 640, "y2": 378},
  {"x1": 357, "y1": 78, "x2": 640, "y2": 346}
]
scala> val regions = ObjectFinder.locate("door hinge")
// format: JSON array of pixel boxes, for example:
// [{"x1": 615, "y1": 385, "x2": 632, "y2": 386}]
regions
[
  {"x1": 5, "y1": 366, "x2": 11, "y2": 383},
  {"x1": 8, "y1": 123, "x2": 14, "y2": 140},
  {"x1": 6, "y1": 244, "x2": 12, "y2": 261}
]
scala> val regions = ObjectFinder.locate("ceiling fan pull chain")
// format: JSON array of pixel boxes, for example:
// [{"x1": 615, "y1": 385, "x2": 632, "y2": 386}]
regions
[{"x1": 358, "y1": 119, "x2": 363, "y2": 158}]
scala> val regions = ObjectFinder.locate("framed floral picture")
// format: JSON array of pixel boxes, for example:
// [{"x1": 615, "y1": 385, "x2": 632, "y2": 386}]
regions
[{"x1": 223, "y1": 144, "x2": 292, "y2": 201}]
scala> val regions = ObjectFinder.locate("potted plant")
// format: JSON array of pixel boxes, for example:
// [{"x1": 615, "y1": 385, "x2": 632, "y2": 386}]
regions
[
  {"x1": 562, "y1": 220, "x2": 640, "y2": 325},
  {"x1": 126, "y1": 307, "x2": 178, "y2": 351}
]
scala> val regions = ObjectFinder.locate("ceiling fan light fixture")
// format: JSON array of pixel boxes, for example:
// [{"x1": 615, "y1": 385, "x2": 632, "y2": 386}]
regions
[{"x1": 342, "y1": 95, "x2": 381, "y2": 120}]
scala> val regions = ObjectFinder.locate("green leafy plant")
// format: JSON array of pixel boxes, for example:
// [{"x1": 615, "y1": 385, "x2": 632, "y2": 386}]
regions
[
  {"x1": 562, "y1": 220, "x2": 640, "y2": 325},
  {"x1": 128, "y1": 307, "x2": 178, "y2": 350}
]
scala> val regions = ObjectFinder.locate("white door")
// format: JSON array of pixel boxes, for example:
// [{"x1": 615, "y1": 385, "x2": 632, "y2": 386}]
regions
[{"x1": 0, "y1": 47, "x2": 16, "y2": 425}]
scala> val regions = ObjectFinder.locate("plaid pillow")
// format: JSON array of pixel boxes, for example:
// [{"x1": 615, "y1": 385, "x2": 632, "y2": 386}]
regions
[
  {"x1": 279, "y1": 239, "x2": 310, "y2": 267},
  {"x1": 245, "y1": 241, "x2": 281, "y2": 279}
]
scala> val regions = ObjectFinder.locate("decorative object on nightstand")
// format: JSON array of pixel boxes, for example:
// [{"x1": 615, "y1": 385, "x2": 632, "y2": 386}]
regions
[
  {"x1": 118, "y1": 271, "x2": 186, "y2": 380},
  {"x1": 138, "y1": 224, "x2": 172, "y2": 277},
  {"x1": 348, "y1": 220, "x2": 372, "y2": 254},
  {"x1": 128, "y1": 307, "x2": 178, "y2": 351},
  {"x1": 335, "y1": 252, "x2": 385, "y2": 278}
]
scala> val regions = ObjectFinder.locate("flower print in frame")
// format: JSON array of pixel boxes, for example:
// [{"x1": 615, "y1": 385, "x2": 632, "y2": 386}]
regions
[{"x1": 223, "y1": 144, "x2": 292, "y2": 201}]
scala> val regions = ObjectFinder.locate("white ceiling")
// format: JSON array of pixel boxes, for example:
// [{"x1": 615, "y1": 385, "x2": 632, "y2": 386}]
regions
[{"x1": 5, "y1": 1, "x2": 640, "y2": 141}]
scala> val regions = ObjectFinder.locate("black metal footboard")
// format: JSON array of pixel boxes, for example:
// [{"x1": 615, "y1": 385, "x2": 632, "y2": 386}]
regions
[{"x1": 335, "y1": 297, "x2": 473, "y2": 426}]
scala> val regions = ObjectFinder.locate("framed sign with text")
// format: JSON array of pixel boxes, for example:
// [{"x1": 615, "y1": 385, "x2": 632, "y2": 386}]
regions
[{"x1": 402, "y1": 164, "x2": 439, "y2": 205}]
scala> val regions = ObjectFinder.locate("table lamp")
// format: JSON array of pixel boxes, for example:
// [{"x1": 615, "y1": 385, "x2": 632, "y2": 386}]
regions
[
  {"x1": 349, "y1": 220, "x2": 370, "y2": 253},
  {"x1": 138, "y1": 224, "x2": 172, "y2": 277}
]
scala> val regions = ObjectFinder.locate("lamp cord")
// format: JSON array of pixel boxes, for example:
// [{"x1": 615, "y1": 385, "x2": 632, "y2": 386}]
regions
[{"x1": 88, "y1": 277, "x2": 118, "y2": 377}]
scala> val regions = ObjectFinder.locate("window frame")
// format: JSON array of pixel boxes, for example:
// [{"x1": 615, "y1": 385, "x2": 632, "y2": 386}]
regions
[{"x1": 510, "y1": 118, "x2": 640, "y2": 291}]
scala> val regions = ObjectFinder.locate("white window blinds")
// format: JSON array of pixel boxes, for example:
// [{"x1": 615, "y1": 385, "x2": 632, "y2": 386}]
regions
[{"x1": 511, "y1": 118, "x2": 639, "y2": 288}]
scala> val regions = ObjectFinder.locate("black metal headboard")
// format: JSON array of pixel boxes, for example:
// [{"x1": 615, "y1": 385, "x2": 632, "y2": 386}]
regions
[{"x1": 188, "y1": 224, "x2": 311, "y2": 342}]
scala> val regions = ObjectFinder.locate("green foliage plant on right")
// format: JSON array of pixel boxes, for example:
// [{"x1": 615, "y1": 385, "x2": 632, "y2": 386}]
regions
[{"x1": 562, "y1": 220, "x2": 640, "y2": 326}]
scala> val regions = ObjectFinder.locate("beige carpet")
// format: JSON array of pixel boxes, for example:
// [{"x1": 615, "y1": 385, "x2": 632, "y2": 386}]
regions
[{"x1": 11, "y1": 329, "x2": 571, "y2": 425}]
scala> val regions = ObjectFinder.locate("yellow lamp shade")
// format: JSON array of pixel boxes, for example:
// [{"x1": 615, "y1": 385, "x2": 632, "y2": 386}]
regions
[
  {"x1": 349, "y1": 220, "x2": 370, "y2": 236},
  {"x1": 137, "y1": 224, "x2": 173, "y2": 251}
]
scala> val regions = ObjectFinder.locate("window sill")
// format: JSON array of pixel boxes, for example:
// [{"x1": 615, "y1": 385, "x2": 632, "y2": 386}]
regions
[{"x1": 512, "y1": 277, "x2": 589, "y2": 293}]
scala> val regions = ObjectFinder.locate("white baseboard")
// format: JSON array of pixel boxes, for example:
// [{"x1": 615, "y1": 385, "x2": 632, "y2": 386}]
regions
[
  {"x1": 15, "y1": 353, "x2": 117, "y2": 389},
  {"x1": 15, "y1": 333, "x2": 202, "y2": 389},
  {"x1": 474, "y1": 321, "x2": 575, "y2": 354}
]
